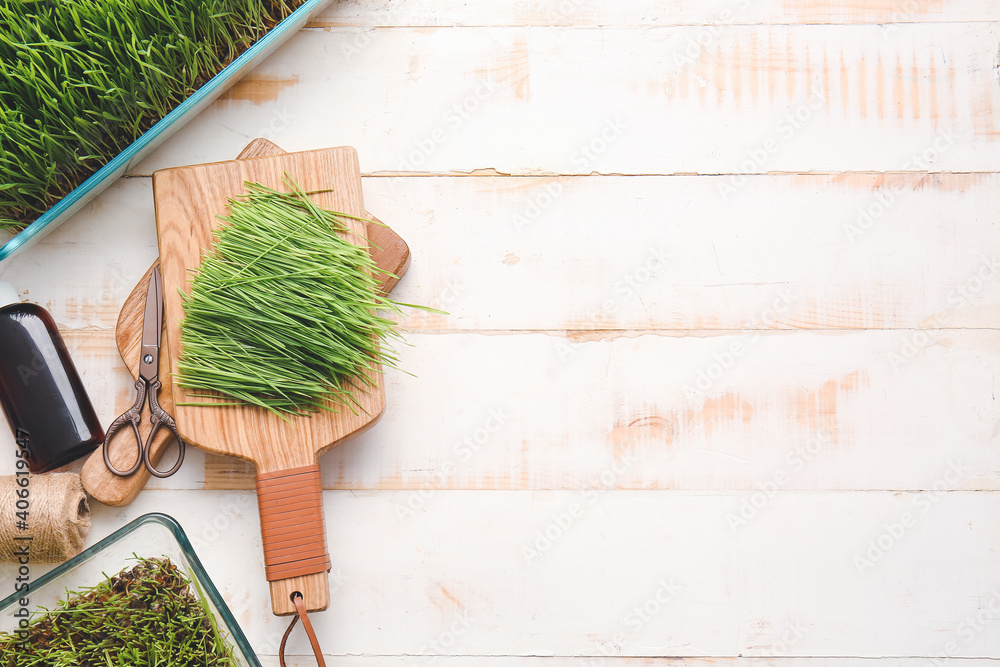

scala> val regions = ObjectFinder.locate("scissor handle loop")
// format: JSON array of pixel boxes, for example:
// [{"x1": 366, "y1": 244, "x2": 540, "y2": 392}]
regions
[
  {"x1": 103, "y1": 379, "x2": 146, "y2": 477},
  {"x1": 143, "y1": 379, "x2": 186, "y2": 479}
]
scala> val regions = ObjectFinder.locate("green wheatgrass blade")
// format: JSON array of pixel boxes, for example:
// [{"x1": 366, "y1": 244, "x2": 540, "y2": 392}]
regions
[
  {"x1": 176, "y1": 177, "x2": 420, "y2": 416},
  {"x1": 0, "y1": 0, "x2": 308, "y2": 232}
]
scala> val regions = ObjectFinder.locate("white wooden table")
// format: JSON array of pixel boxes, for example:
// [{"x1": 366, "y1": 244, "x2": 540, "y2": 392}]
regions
[{"x1": 2, "y1": 1, "x2": 1000, "y2": 664}]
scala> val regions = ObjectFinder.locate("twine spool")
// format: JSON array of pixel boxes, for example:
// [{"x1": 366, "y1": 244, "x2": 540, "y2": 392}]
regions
[{"x1": 0, "y1": 473, "x2": 90, "y2": 563}]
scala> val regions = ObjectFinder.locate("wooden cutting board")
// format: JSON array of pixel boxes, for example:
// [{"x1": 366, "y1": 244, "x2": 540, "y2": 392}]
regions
[
  {"x1": 81, "y1": 139, "x2": 410, "y2": 508},
  {"x1": 161, "y1": 146, "x2": 383, "y2": 616}
]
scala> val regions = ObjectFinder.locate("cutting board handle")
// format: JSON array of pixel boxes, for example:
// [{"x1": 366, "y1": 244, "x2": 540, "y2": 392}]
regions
[{"x1": 256, "y1": 464, "x2": 332, "y2": 615}]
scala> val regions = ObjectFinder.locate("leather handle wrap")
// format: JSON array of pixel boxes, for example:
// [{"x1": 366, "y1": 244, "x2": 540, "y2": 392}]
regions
[{"x1": 256, "y1": 465, "x2": 331, "y2": 582}]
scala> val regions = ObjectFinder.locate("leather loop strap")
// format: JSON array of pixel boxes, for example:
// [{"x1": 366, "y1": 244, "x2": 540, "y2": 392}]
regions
[
  {"x1": 279, "y1": 593, "x2": 327, "y2": 667},
  {"x1": 256, "y1": 465, "x2": 332, "y2": 581}
]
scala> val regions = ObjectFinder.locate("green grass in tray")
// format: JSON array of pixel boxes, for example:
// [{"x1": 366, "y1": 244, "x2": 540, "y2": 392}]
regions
[
  {"x1": 0, "y1": 557, "x2": 237, "y2": 666},
  {"x1": 0, "y1": 0, "x2": 306, "y2": 232},
  {"x1": 177, "y1": 178, "x2": 423, "y2": 416}
]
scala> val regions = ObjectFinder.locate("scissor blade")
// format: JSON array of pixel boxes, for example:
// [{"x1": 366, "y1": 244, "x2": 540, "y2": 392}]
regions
[{"x1": 138, "y1": 267, "x2": 163, "y2": 381}]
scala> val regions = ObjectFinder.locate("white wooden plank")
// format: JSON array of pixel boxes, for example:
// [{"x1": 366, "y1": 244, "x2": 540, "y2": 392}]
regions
[
  {"x1": 337, "y1": 329, "x2": 1000, "y2": 492},
  {"x1": 314, "y1": 0, "x2": 1000, "y2": 27},
  {"x1": 310, "y1": 329, "x2": 1000, "y2": 492},
  {"x1": 277, "y1": 660, "x2": 997, "y2": 667},
  {"x1": 375, "y1": 173, "x2": 1000, "y2": 331},
  {"x1": 6, "y1": 174, "x2": 1000, "y2": 333},
  {"x1": 127, "y1": 24, "x2": 1000, "y2": 175},
  {"x1": 30, "y1": 489, "x2": 998, "y2": 659},
  {"x1": 2, "y1": 328, "x2": 994, "y2": 493}
]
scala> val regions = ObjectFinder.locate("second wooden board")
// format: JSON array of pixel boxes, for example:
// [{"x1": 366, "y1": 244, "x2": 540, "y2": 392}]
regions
[{"x1": 81, "y1": 138, "x2": 410, "y2": 508}]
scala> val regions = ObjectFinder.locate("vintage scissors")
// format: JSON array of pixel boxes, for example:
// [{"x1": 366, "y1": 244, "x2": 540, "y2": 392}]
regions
[{"x1": 103, "y1": 267, "x2": 185, "y2": 478}]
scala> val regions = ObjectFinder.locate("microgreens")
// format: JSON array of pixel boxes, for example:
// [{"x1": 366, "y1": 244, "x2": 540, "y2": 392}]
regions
[{"x1": 0, "y1": 556, "x2": 237, "y2": 666}]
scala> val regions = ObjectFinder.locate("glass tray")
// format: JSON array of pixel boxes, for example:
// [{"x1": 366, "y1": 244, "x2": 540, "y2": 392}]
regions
[
  {"x1": 0, "y1": 512, "x2": 261, "y2": 665},
  {"x1": 0, "y1": 0, "x2": 333, "y2": 263}
]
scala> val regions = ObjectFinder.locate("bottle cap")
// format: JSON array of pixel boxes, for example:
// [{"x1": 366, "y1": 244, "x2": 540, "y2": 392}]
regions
[{"x1": 0, "y1": 283, "x2": 20, "y2": 308}]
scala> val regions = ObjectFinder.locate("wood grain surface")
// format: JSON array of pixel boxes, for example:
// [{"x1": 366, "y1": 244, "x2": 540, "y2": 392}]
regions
[
  {"x1": 3, "y1": 1, "x2": 1000, "y2": 663},
  {"x1": 125, "y1": 23, "x2": 1000, "y2": 177},
  {"x1": 309, "y1": 0, "x2": 1000, "y2": 26},
  {"x1": 81, "y1": 488, "x2": 1000, "y2": 659},
  {"x1": 80, "y1": 139, "x2": 410, "y2": 508}
]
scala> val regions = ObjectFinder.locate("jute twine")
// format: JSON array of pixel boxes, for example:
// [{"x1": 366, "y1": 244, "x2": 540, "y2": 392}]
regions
[{"x1": 0, "y1": 473, "x2": 91, "y2": 563}]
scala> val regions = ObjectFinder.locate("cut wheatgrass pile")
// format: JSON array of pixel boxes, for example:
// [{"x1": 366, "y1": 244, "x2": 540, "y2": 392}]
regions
[
  {"x1": 0, "y1": 557, "x2": 237, "y2": 666},
  {"x1": 177, "y1": 178, "x2": 428, "y2": 416},
  {"x1": 0, "y1": 0, "x2": 307, "y2": 232}
]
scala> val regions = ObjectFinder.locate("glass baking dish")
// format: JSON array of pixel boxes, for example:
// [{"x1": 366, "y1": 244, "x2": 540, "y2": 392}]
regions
[
  {"x1": 0, "y1": 512, "x2": 260, "y2": 665},
  {"x1": 0, "y1": 0, "x2": 333, "y2": 263}
]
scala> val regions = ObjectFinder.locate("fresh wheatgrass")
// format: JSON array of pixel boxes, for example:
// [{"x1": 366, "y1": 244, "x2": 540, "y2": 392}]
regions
[
  {"x1": 0, "y1": 557, "x2": 237, "y2": 666},
  {"x1": 0, "y1": 0, "x2": 305, "y2": 232},
  {"x1": 177, "y1": 178, "x2": 425, "y2": 416}
]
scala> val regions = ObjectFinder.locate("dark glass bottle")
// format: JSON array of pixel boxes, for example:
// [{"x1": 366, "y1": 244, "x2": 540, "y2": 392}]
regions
[{"x1": 0, "y1": 285, "x2": 104, "y2": 473}]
